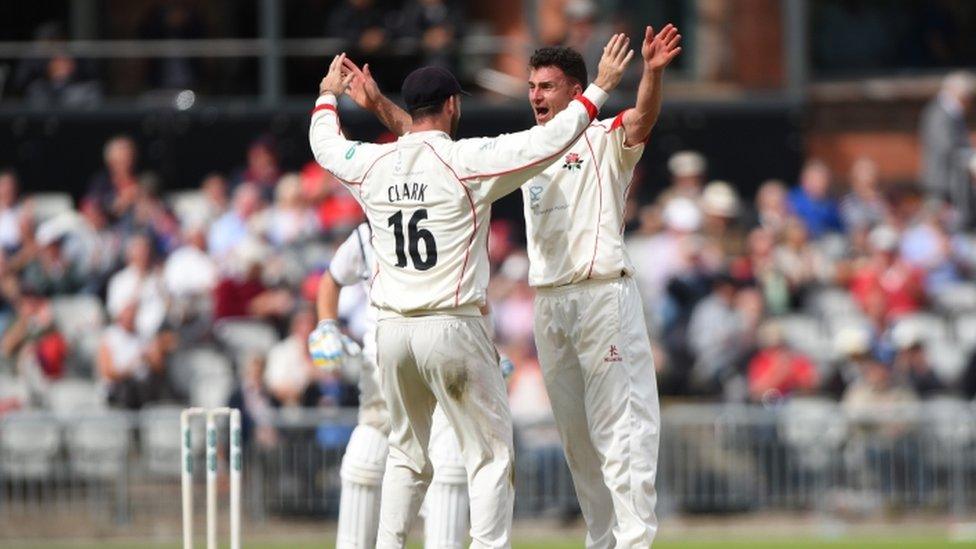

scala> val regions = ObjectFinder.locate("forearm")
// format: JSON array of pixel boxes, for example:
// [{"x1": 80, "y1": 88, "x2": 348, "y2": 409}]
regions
[
  {"x1": 624, "y1": 67, "x2": 664, "y2": 146},
  {"x1": 373, "y1": 94, "x2": 411, "y2": 136},
  {"x1": 316, "y1": 273, "x2": 342, "y2": 321}
]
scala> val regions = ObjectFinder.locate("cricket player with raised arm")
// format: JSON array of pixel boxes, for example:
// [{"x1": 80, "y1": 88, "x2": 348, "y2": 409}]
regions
[
  {"x1": 340, "y1": 24, "x2": 682, "y2": 548},
  {"x1": 309, "y1": 34, "x2": 633, "y2": 548},
  {"x1": 308, "y1": 221, "x2": 514, "y2": 548}
]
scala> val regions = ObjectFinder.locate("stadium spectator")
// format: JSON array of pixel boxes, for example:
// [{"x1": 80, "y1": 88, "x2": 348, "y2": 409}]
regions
[
  {"x1": 25, "y1": 52, "x2": 101, "y2": 109},
  {"x1": 822, "y1": 325, "x2": 875, "y2": 400},
  {"x1": 263, "y1": 306, "x2": 319, "y2": 408},
  {"x1": 788, "y1": 159, "x2": 844, "y2": 238},
  {"x1": 138, "y1": 2, "x2": 205, "y2": 89},
  {"x1": 325, "y1": 0, "x2": 396, "y2": 88},
  {"x1": 232, "y1": 136, "x2": 282, "y2": 199},
  {"x1": 687, "y1": 274, "x2": 757, "y2": 396},
  {"x1": 629, "y1": 196, "x2": 704, "y2": 328},
  {"x1": 208, "y1": 182, "x2": 263, "y2": 261},
  {"x1": 840, "y1": 157, "x2": 889, "y2": 231},
  {"x1": 106, "y1": 233, "x2": 168, "y2": 340},
  {"x1": 848, "y1": 225, "x2": 925, "y2": 321},
  {"x1": 747, "y1": 321, "x2": 819, "y2": 404},
  {"x1": 397, "y1": 0, "x2": 463, "y2": 71},
  {"x1": 96, "y1": 302, "x2": 149, "y2": 409},
  {"x1": 890, "y1": 323, "x2": 947, "y2": 398},
  {"x1": 20, "y1": 222, "x2": 87, "y2": 296},
  {"x1": 919, "y1": 71, "x2": 975, "y2": 202},
  {"x1": 300, "y1": 162, "x2": 364, "y2": 237},
  {"x1": 228, "y1": 353, "x2": 279, "y2": 448},
  {"x1": 842, "y1": 357, "x2": 918, "y2": 423},
  {"x1": 164, "y1": 224, "x2": 217, "y2": 329},
  {"x1": 663, "y1": 150, "x2": 707, "y2": 203},
  {"x1": 490, "y1": 253, "x2": 535, "y2": 347},
  {"x1": 212, "y1": 239, "x2": 293, "y2": 322},
  {"x1": 87, "y1": 136, "x2": 141, "y2": 221},
  {"x1": 200, "y1": 173, "x2": 230, "y2": 225},
  {"x1": 0, "y1": 291, "x2": 67, "y2": 404},
  {"x1": 699, "y1": 180, "x2": 745, "y2": 267},
  {"x1": 0, "y1": 170, "x2": 33, "y2": 257},
  {"x1": 749, "y1": 178, "x2": 791, "y2": 236},
  {"x1": 64, "y1": 197, "x2": 124, "y2": 293},
  {"x1": 773, "y1": 217, "x2": 830, "y2": 308},
  {"x1": 732, "y1": 227, "x2": 790, "y2": 314},
  {"x1": 251, "y1": 173, "x2": 320, "y2": 248}
]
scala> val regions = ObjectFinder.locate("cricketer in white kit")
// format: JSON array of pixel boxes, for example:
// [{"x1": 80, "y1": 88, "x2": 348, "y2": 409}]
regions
[
  {"x1": 309, "y1": 222, "x2": 512, "y2": 549},
  {"x1": 521, "y1": 26, "x2": 682, "y2": 548},
  {"x1": 310, "y1": 37, "x2": 633, "y2": 548}
]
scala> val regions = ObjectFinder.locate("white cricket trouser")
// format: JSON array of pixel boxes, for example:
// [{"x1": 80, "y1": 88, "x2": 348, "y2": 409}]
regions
[
  {"x1": 376, "y1": 314, "x2": 514, "y2": 549},
  {"x1": 534, "y1": 276, "x2": 660, "y2": 548}
]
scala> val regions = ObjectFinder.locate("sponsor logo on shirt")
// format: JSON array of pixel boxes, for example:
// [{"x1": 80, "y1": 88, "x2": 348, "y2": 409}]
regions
[
  {"x1": 562, "y1": 152, "x2": 584, "y2": 171},
  {"x1": 345, "y1": 143, "x2": 361, "y2": 159},
  {"x1": 528, "y1": 185, "x2": 543, "y2": 211},
  {"x1": 603, "y1": 345, "x2": 623, "y2": 363}
]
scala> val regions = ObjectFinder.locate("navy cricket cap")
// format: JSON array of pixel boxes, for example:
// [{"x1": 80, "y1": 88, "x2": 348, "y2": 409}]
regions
[{"x1": 402, "y1": 66, "x2": 469, "y2": 110}]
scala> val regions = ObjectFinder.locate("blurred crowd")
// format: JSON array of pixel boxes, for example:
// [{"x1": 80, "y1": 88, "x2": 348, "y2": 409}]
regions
[{"x1": 2, "y1": 113, "x2": 976, "y2": 439}]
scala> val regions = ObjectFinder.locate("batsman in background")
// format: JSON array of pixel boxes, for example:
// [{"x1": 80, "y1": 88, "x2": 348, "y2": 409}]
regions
[
  {"x1": 343, "y1": 24, "x2": 681, "y2": 547},
  {"x1": 310, "y1": 35, "x2": 632, "y2": 548},
  {"x1": 309, "y1": 221, "x2": 513, "y2": 548}
]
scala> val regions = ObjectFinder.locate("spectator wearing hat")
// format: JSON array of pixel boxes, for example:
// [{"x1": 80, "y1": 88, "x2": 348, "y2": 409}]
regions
[
  {"x1": 788, "y1": 159, "x2": 844, "y2": 239},
  {"x1": 662, "y1": 150, "x2": 707, "y2": 203},
  {"x1": 628, "y1": 196, "x2": 705, "y2": 328},
  {"x1": 822, "y1": 324, "x2": 876, "y2": 399},
  {"x1": 700, "y1": 180, "x2": 745, "y2": 267},
  {"x1": 19, "y1": 220, "x2": 88, "y2": 296}
]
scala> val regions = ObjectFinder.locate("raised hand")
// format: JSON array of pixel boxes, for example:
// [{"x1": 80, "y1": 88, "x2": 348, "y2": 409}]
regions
[
  {"x1": 342, "y1": 58, "x2": 381, "y2": 111},
  {"x1": 642, "y1": 24, "x2": 682, "y2": 72},
  {"x1": 308, "y1": 319, "x2": 345, "y2": 372},
  {"x1": 319, "y1": 52, "x2": 355, "y2": 97},
  {"x1": 593, "y1": 33, "x2": 635, "y2": 91}
]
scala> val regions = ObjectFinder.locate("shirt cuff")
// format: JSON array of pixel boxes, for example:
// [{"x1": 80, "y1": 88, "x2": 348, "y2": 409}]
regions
[
  {"x1": 316, "y1": 93, "x2": 338, "y2": 107},
  {"x1": 582, "y1": 84, "x2": 609, "y2": 110}
]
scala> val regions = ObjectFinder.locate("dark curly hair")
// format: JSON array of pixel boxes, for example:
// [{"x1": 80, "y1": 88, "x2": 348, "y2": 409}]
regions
[{"x1": 529, "y1": 47, "x2": 588, "y2": 87}]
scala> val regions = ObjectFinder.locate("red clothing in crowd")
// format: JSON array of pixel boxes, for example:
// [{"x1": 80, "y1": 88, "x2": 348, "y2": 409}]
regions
[
  {"x1": 747, "y1": 348, "x2": 818, "y2": 400},
  {"x1": 849, "y1": 261, "x2": 924, "y2": 320},
  {"x1": 213, "y1": 278, "x2": 266, "y2": 320}
]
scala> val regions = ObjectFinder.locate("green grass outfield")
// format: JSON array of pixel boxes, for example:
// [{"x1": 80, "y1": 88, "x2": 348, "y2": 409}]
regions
[{"x1": 5, "y1": 539, "x2": 968, "y2": 548}]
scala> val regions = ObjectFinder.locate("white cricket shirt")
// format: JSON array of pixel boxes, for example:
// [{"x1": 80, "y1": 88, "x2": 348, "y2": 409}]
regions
[
  {"x1": 310, "y1": 85, "x2": 608, "y2": 315},
  {"x1": 522, "y1": 111, "x2": 644, "y2": 287}
]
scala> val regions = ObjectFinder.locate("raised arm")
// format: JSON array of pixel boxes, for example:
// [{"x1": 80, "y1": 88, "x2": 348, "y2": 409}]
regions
[
  {"x1": 310, "y1": 53, "x2": 387, "y2": 186},
  {"x1": 343, "y1": 59, "x2": 412, "y2": 137},
  {"x1": 455, "y1": 33, "x2": 635, "y2": 201},
  {"x1": 622, "y1": 24, "x2": 682, "y2": 147}
]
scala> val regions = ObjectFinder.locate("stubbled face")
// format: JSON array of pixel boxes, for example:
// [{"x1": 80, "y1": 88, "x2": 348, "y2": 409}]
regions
[{"x1": 528, "y1": 66, "x2": 581, "y2": 125}]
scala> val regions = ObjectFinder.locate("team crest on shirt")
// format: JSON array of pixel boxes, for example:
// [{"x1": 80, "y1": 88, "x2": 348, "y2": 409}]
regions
[
  {"x1": 562, "y1": 152, "x2": 584, "y2": 171},
  {"x1": 603, "y1": 345, "x2": 623, "y2": 363}
]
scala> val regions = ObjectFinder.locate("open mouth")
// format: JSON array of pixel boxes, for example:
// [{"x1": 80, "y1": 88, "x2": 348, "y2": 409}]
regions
[{"x1": 534, "y1": 107, "x2": 550, "y2": 118}]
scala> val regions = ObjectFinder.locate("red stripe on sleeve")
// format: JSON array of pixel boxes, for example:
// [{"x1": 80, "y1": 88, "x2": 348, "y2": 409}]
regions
[
  {"x1": 311, "y1": 103, "x2": 337, "y2": 115},
  {"x1": 610, "y1": 110, "x2": 627, "y2": 131},
  {"x1": 574, "y1": 93, "x2": 599, "y2": 121}
]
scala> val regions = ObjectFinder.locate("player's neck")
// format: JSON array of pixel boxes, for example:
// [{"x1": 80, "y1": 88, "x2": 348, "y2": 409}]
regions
[{"x1": 409, "y1": 116, "x2": 452, "y2": 135}]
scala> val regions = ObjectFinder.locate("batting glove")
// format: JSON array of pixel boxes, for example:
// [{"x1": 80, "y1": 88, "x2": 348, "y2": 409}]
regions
[{"x1": 308, "y1": 319, "x2": 344, "y2": 372}]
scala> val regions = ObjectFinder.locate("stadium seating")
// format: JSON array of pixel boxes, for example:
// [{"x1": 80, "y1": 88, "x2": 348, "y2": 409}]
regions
[{"x1": 0, "y1": 411, "x2": 62, "y2": 480}]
